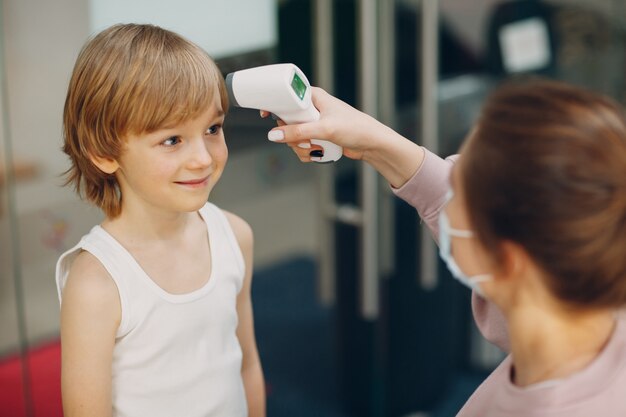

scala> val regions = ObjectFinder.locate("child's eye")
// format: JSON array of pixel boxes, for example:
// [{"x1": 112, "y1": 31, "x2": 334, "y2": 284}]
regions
[
  {"x1": 161, "y1": 136, "x2": 181, "y2": 147},
  {"x1": 206, "y1": 124, "x2": 222, "y2": 135}
]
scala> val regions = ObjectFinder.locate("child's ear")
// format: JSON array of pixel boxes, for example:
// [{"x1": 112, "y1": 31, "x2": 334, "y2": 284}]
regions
[{"x1": 90, "y1": 154, "x2": 119, "y2": 174}]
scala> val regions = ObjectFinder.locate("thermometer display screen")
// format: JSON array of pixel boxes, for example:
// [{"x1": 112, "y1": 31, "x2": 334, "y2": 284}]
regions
[{"x1": 291, "y1": 72, "x2": 307, "y2": 100}]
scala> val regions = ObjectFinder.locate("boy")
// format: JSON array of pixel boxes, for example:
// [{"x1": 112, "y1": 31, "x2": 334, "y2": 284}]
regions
[{"x1": 57, "y1": 23, "x2": 265, "y2": 416}]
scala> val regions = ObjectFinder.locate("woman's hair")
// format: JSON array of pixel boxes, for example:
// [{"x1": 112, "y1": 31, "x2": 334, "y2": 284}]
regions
[
  {"x1": 463, "y1": 79, "x2": 626, "y2": 309},
  {"x1": 63, "y1": 23, "x2": 227, "y2": 218}
]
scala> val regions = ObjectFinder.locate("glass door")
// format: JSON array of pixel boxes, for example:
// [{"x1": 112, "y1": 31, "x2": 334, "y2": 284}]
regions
[{"x1": 1, "y1": 2, "x2": 31, "y2": 414}]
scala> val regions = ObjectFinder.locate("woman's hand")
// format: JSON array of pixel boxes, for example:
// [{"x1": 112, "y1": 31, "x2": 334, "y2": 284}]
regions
[
  {"x1": 262, "y1": 87, "x2": 387, "y2": 162},
  {"x1": 262, "y1": 87, "x2": 425, "y2": 189}
]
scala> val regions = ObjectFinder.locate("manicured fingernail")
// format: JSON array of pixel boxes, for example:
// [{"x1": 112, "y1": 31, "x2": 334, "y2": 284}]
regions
[
  {"x1": 309, "y1": 150, "x2": 323, "y2": 158},
  {"x1": 268, "y1": 130, "x2": 284, "y2": 141},
  {"x1": 298, "y1": 142, "x2": 311, "y2": 149}
]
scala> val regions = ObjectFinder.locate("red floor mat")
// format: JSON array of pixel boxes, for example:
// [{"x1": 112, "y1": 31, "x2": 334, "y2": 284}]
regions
[{"x1": 0, "y1": 340, "x2": 62, "y2": 417}]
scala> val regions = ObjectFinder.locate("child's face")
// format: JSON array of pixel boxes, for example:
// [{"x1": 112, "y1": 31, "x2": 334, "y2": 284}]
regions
[{"x1": 113, "y1": 95, "x2": 227, "y2": 216}]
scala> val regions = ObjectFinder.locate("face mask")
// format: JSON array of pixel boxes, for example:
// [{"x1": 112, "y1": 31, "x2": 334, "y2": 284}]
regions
[{"x1": 438, "y1": 192, "x2": 492, "y2": 297}]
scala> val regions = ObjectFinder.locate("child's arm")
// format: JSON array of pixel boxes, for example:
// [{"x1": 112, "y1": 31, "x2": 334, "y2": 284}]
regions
[
  {"x1": 224, "y1": 211, "x2": 266, "y2": 417},
  {"x1": 60, "y1": 251, "x2": 121, "y2": 417}
]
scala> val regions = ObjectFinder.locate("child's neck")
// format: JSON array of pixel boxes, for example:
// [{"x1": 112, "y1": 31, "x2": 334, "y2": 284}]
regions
[
  {"x1": 103, "y1": 203, "x2": 199, "y2": 242},
  {"x1": 508, "y1": 304, "x2": 615, "y2": 387}
]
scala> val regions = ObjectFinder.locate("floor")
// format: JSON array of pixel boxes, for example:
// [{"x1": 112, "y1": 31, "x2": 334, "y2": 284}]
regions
[{"x1": 253, "y1": 256, "x2": 489, "y2": 417}]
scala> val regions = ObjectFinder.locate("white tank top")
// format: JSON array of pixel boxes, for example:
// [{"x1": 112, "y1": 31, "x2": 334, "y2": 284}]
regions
[{"x1": 56, "y1": 203, "x2": 248, "y2": 417}]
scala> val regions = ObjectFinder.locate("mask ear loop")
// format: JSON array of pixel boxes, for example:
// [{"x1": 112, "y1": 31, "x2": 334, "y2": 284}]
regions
[
  {"x1": 441, "y1": 189, "x2": 474, "y2": 237},
  {"x1": 447, "y1": 228, "x2": 474, "y2": 238},
  {"x1": 439, "y1": 210, "x2": 493, "y2": 298},
  {"x1": 445, "y1": 228, "x2": 492, "y2": 283},
  {"x1": 469, "y1": 274, "x2": 492, "y2": 283}
]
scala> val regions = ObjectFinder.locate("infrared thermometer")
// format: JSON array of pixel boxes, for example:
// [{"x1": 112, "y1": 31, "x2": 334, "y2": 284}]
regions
[{"x1": 225, "y1": 63, "x2": 342, "y2": 163}]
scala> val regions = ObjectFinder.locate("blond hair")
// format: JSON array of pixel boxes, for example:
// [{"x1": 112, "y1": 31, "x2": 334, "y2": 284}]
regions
[{"x1": 63, "y1": 23, "x2": 228, "y2": 218}]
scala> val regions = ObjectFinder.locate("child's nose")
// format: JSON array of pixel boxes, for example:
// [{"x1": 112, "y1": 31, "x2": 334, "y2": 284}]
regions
[{"x1": 188, "y1": 138, "x2": 213, "y2": 168}]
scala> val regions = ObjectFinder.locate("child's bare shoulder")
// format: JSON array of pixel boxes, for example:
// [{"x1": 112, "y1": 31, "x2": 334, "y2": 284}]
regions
[
  {"x1": 62, "y1": 250, "x2": 121, "y2": 320},
  {"x1": 221, "y1": 210, "x2": 253, "y2": 245}
]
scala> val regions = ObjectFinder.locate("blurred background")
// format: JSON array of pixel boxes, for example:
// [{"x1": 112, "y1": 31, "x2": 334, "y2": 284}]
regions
[{"x1": 1, "y1": 0, "x2": 625, "y2": 416}]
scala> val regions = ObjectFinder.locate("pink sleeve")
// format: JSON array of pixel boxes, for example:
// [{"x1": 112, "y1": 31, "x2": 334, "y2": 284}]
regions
[
  {"x1": 391, "y1": 148, "x2": 510, "y2": 352},
  {"x1": 391, "y1": 148, "x2": 458, "y2": 240}
]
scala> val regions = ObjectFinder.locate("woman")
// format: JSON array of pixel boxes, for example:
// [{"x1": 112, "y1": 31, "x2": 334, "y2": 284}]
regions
[{"x1": 266, "y1": 79, "x2": 626, "y2": 416}]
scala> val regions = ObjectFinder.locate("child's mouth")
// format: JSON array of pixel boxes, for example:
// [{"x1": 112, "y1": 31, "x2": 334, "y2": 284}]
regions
[{"x1": 175, "y1": 175, "x2": 210, "y2": 187}]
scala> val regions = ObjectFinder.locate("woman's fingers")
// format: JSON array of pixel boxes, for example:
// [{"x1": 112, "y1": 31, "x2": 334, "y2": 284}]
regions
[
  {"x1": 287, "y1": 142, "x2": 323, "y2": 162},
  {"x1": 288, "y1": 143, "x2": 312, "y2": 162},
  {"x1": 260, "y1": 110, "x2": 286, "y2": 126}
]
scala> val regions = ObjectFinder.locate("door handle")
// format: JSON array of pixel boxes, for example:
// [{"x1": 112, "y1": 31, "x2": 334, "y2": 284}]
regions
[
  {"x1": 357, "y1": 0, "x2": 380, "y2": 320},
  {"x1": 313, "y1": 0, "x2": 337, "y2": 306},
  {"x1": 419, "y1": 0, "x2": 440, "y2": 291}
]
